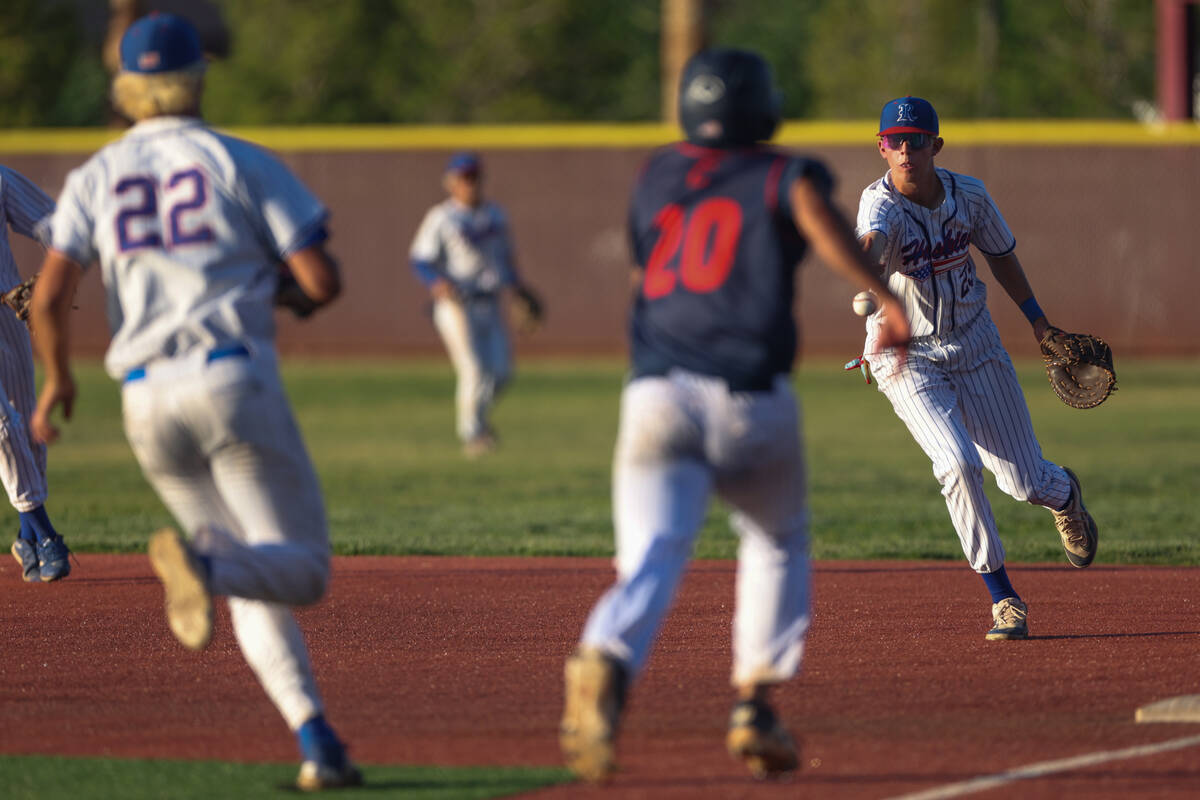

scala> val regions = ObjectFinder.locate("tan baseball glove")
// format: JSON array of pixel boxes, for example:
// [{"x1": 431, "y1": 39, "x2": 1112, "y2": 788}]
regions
[
  {"x1": 1039, "y1": 327, "x2": 1117, "y2": 409},
  {"x1": 2, "y1": 274, "x2": 37, "y2": 327}
]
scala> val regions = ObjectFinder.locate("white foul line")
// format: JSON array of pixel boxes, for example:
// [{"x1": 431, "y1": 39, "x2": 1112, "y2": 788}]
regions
[{"x1": 883, "y1": 733, "x2": 1200, "y2": 800}]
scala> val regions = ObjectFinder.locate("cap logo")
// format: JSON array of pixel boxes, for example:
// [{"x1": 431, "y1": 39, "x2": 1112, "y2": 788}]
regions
[
  {"x1": 686, "y1": 75, "x2": 725, "y2": 105},
  {"x1": 138, "y1": 51, "x2": 161, "y2": 70},
  {"x1": 895, "y1": 103, "x2": 916, "y2": 123}
]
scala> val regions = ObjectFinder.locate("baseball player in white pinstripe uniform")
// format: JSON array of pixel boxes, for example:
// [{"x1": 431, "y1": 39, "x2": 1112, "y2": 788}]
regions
[
  {"x1": 409, "y1": 153, "x2": 539, "y2": 457},
  {"x1": 0, "y1": 166, "x2": 72, "y2": 583},
  {"x1": 28, "y1": 14, "x2": 360, "y2": 790},
  {"x1": 856, "y1": 96, "x2": 1098, "y2": 641}
]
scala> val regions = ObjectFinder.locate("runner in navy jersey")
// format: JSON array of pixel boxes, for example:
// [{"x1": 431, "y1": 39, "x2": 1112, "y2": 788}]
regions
[
  {"x1": 629, "y1": 144, "x2": 823, "y2": 390},
  {"x1": 559, "y1": 48, "x2": 910, "y2": 783}
]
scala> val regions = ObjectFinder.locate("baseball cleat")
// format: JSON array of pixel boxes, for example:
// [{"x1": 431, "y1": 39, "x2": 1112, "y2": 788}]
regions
[
  {"x1": 36, "y1": 534, "x2": 71, "y2": 582},
  {"x1": 726, "y1": 698, "x2": 799, "y2": 779},
  {"x1": 295, "y1": 714, "x2": 363, "y2": 791},
  {"x1": 11, "y1": 539, "x2": 39, "y2": 582},
  {"x1": 1052, "y1": 467, "x2": 1097, "y2": 568},
  {"x1": 560, "y1": 647, "x2": 628, "y2": 784},
  {"x1": 296, "y1": 759, "x2": 364, "y2": 792},
  {"x1": 148, "y1": 528, "x2": 212, "y2": 651},
  {"x1": 986, "y1": 597, "x2": 1029, "y2": 640},
  {"x1": 462, "y1": 431, "x2": 497, "y2": 459}
]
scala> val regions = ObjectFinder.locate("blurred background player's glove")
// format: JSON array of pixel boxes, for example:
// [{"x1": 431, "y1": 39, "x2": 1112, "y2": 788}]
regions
[
  {"x1": 274, "y1": 267, "x2": 319, "y2": 319},
  {"x1": 1039, "y1": 327, "x2": 1117, "y2": 409},
  {"x1": 2, "y1": 274, "x2": 38, "y2": 327},
  {"x1": 510, "y1": 285, "x2": 545, "y2": 334}
]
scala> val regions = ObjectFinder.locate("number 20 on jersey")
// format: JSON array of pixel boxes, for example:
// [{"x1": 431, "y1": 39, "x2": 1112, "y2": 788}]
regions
[{"x1": 643, "y1": 197, "x2": 743, "y2": 299}]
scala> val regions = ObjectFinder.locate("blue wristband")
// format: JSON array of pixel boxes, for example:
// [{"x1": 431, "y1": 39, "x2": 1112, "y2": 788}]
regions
[{"x1": 1019, "y1": 296, "x2": 1045, "y2": 324}]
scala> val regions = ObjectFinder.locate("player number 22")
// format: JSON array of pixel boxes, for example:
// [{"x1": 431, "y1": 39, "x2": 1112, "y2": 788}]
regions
[
  {"x1": 643, "y1": 198, "x2": 743, "y2": 299},
  {"x1": 115, "y1": 169, "x2": 215, "y2": 252}
]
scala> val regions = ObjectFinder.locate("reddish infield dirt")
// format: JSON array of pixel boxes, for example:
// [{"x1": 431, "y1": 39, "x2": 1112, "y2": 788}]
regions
[{"x1": 2, "y1": 555, "x2": 1198, "y2": 798}]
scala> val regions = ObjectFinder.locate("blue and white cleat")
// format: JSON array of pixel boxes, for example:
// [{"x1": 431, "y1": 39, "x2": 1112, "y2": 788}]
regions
[
  {"x1": 36, "y1": 534, "x2": 71, "y2": 582},
  {"x1": 11, "y1": 539, "x2": 40, "y2": 582},
  {"x1": 296, "y1": 716, "x2": 363, "y2": 792}
]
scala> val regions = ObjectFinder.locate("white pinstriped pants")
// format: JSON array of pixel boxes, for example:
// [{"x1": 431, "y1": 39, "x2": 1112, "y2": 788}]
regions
[
  {"x1": 870, "y1": 317, "x2": 1071, "y2": 573},
  {"x1": 121, "y1": 348, "x2": 329, "y2": 730},
  {"x1": 0, "y1": 309, "x2": 47, "y2": 512},
  {"x1": 580, "y1": 371, "x2": 811, "y2": 687}
]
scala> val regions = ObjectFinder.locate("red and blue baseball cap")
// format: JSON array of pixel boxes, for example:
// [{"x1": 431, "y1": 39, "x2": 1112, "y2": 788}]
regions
[
  {"x1": 446, "y1": 152, "x2": 481, "y2": 175},
  {"x1": 878, "y1": 96, "x2": 938, "y2": 136},
  {"x1": 120, "y1": 13, "x2": 204, "y2": 74}
]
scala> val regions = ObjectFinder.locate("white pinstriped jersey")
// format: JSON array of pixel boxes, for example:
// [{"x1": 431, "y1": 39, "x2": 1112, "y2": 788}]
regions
[
  {"x1": 48, "y1": 116, "x2": 327, "y2": 380},
  {"x1": 856, "y1": 167, "x2": 1015, "y2": 342},
  {"x1": 410, "y1": 199, "x2": 517, "y2": 297},
  {"x1": 0, "y1": 165, "x2": 55, "y2": 291}
]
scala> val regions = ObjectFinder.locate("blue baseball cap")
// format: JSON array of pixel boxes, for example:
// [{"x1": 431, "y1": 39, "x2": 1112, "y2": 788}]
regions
[
  {"x1": 120, "y1": 13, "x2": 204, "y2": 74},
  {"x1": 446, "y1": 152, "x2": 481, "y2": 174},
  {"x1": 878, "y1": 96, "x2": 938, "y2": 136}
]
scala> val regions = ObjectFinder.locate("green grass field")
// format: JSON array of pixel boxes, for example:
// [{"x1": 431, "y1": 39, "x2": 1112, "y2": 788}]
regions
[
  {"x1": 9, "y1": 356, "x2": 1197, "y2": 796},
  {"x1": 0, "y1": 756, "x2": 569, "y2": 799},
  {"x1": 40, "y1": 356, "x2": 1200, "y2": 565}
]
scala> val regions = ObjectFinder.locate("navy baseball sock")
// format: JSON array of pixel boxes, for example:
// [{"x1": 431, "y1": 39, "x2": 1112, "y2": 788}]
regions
[
  {"x1": 18, "y1": 506, "x2": 58, "y2": 544},
  {"x1": 980, "y1": 566, "x2": 1018, "y2": 603}
]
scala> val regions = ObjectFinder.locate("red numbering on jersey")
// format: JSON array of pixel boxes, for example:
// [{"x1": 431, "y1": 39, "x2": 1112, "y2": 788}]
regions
[{"x1": 643, "y1": 198, "x2": 743, "y2": 300}]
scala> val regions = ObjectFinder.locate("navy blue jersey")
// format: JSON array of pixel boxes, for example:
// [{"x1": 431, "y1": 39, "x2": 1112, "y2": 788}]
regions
[{"x1": 627, "y1": 143, "x2": 833, "y2": 390}]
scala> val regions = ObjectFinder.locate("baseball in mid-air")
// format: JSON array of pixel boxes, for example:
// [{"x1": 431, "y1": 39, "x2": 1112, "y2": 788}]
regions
[{"x1": 852, "y1": 290, "x2": 878, "y2": 317}]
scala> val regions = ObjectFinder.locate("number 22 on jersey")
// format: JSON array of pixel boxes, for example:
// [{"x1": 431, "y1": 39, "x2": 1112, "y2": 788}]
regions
[
  {"x1": 642, "y1": 197, "x2": 742, "y2": 300},
  {"x1": 116, "y1": 168, "x2": 215, "y2": 252}
]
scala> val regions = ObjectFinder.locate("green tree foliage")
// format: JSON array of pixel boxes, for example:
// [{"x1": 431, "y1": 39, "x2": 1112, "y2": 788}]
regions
[
  {"x1": 712, "y1": 0, "x2": 1154, "y2": 119},
  {"x1": 203, "y1": 0, "x2": 660, "y2": 124},
  {"x1": 0, "y1": 0, "x2": 106, "y2": 126},
  {"x1": 798, "y1": 0, "x2": 1155, "y2": 118},
  {"x1": 0, "y1": 0, "x2": 1159, "y2": 127}
]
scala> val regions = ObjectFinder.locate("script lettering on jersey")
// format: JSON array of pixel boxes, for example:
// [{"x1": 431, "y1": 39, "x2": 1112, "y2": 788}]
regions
[
  {"x1": 899, "y1": 230, "x2": 970, "y2": 279},
  {"x1": 643, "y1": 197, "x2": 742, "y2": 299},
  {"x1": 115, "y1": 167, "x2": 215, "y2": 253}
]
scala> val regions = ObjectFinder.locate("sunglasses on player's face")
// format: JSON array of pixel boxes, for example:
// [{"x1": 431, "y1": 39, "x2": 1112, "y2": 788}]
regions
[{"x1": 882, "y1": 132, "x2": 932, "y2": 150}]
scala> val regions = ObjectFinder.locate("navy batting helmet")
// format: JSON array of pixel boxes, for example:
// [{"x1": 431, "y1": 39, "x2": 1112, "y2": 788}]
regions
[{"x1": 678, "y1": 48, "x2": 781, "y2": 148}]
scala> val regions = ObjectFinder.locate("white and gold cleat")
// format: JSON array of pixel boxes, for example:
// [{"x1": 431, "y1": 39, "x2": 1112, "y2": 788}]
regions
[
  {"x1": 148, "y1": 528, "x2": 213, "y2": 651},
  {"x1": 559, "y1": 647, "x2": 628, "y2": 784}
]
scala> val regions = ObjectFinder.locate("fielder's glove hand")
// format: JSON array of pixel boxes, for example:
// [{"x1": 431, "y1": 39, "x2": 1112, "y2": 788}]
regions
[
  {"x1": 1039, "y1": 327, "x2": 1117, "y2": 409},
  {"x1": 1, "y1": 274, "x2": 37, "y2": 327},
  {"x1": 274, "y1": 267, "x2": 319, "y2": 319},
  {"x1": 510, "y1": 285, "x2": 544, "y2": 334}
]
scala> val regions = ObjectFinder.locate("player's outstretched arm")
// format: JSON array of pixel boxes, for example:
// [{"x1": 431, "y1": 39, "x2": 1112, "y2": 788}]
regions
[
  {"x1": 790, "y1": 177, "x2": 911, "y2": 357},
  {"x1": 983, "y1": 251, "x2": 1051, "y2": 341},
  {"x1": 29, "y1": 250, "x2": 83, "y2": 444}
]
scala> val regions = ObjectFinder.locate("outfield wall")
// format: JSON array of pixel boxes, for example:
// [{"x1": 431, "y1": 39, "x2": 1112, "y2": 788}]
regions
[{"x1": 3, "y1": 123, "x2": 1198, "y2": 360}]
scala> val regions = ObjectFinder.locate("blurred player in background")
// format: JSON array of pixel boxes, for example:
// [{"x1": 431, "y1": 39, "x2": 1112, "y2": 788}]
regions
[
  {"x1": 559, "y1": 48, "x2": 911, "y2": 783},
  {"x1": 0, "y1": 166, "x2": 72, "y2": 583},
  {"x1": 855, "y1": 96, "x2": 1098, "y2": 641},
  {"x1": 28, "y1": 14, "x2": 361, "y2": 790},
  {"x1": 409, "y1": 152, "x2": 542, "y2": 457}
]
